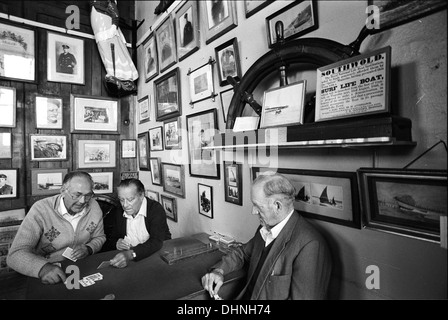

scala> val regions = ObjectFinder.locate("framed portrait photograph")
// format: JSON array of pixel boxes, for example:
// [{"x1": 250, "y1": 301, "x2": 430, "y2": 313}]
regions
[
  {"x1": 0, "y1": 169, "x2": 18, "y2": 199},
  {"x1": 161, "y1": 194, "x2": 177, "y2": 222},
  {"x1": 143, "y1": 34, "x2": 159, "y2": 82},
  {"x1": 71, "y1": 94, "x2": 119, "y2": 134},
  {"x1": 188, "y1": 62, "x2": 215, "y2": 103},
  {"x1": 0, "y1": 132, "x2": 12, "y2": 159},
  {"x1": 358, "y1": 168, "x2": 447, "y2": 243},
  {"x1": 202, "y1": 0, "x2": 238, "y2": 44},
  {"x1": 138, "y1": 95, "x2": 151, "y2": 124},
  {"x1": 219, "y1": 88, "x2": 233, "y2": 123},
  {"x1": 47, "y1": 32, "x2": 84, "y2": 84},
  {"x1": 149, "y1": 126, "x2": 164, "y2": 151},
  {"x1": 90, "y1": 172, "x2": 113, "y2": 194},
  {"x1": 244, "y1": 0, "x2": 274, "y2": 18},
  {"x1": 150, "y1": 157, "x2": 162, "y2": 186},
  {"x1": 155, "y1": 15, "x2": 177, "y2": 73},
  {"x1": 164, "y1": 118, "x2": 181, "y2": 150},
  {"x1": 252, "y1": 167, "x2": 361, "y2": 229},
  {"x1": 76, "y1": 139, "x2": 116, "y2": 169},
  {"x1": 260, "y1": 80, "x2": 306, "y2": 128},
  {"x1": 30, "y1": 134, "x2": 68, "y2": 161},
  {"x1": 224, "y1": 162, "x2": 243, "y2": 206},
  {"x1": 146, "y1": 189, "x2": 160, "y2": 202},
  {"x1": 0, "y1": 86, "x2": 16, "y2": 127},
  {"x1": 121, "y1": 139, "x2": 137, "y2": 159},
  {"x1": 175, "y1": 0, "x2": 200, "y2": 61},
  {"x1": 31, "y1": 168, "x2": 67, "y2": 196},
  {"x1": 154, "y1": 68, "x2": 181, "y2": 121},
  {"x1": 0, "y1": 208, "x2": 25, "y2": 228},
  {"x1": 186, "y1": 108, "x2": 220, "y2": 179},
  {"x1": 0, "y1": 22, "x2": 36, "y2": 82},
  {"x1": 266, "y1": 0, "x2": 318, "y2": 48},
  {"x1": 35, "y1": 95, "x2": 63, "y2": 129},
  {"x1": 198, "y1": 183, "x2": 213, "y2": 219},
  {"x1": 215, "y1": 37, "x2": 242, "y2": 87},
  {"x1": 137, "y1": 132, "x2": 150, "y2": 171},
  {"x1": 161, "y1": 163, "x2": 185, "y2": 198}
]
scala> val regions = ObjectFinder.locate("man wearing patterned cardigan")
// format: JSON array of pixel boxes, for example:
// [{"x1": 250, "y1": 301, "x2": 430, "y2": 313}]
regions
[{"x1": 7, "y1": 171, "x2": 105, "y2": 284}]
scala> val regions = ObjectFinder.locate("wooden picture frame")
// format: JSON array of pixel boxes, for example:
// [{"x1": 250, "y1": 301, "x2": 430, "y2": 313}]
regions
[
  {"x1": 31, "y1": 168, "x2": 67, "y2": 196},
  {"x1": 358, "y1": 168, "x2": 447, "y2": 243},
  {"x1": 0, "y1": 169, "x2": 18, "y2": 199},
  {"x1": 0, "y1": 208, "x2": 25, "y2": 228},
  {"x1": 47, "y1": 32, "x2": 84, "y2": 84},
  {"x1": 219, "y1": 88, "x2": 233, "y2": 123},
  {"x1": 188, "y1": 62, "x2": 215, "y2": 103},
  {"x1": 202, "y1": 0, "x2": 238, "y2": 44},
  {"x1": 143, "y1": 33, "x2": 159, "y2": 82},
  {"x1": 252, "y1": 167, "x2": 361, "y2": 229},
  {"x1": 155, "y1": 15, "x2": 177, "y2": 73},
  {"x1": 71, "y1": 94, "x2": 120, "y2": 134},
  {"x1": 198, "y1": 183, "x2": 213, "y2": 219},
  {"x1": 90, "y1": 172, "x2": 114, "y2": 194},
  {"x1": 186, "y1": 108, "x2": 220, "y2": 179},
  {"x1": 175, "y1": 0, "x2": 200, "y2": 61},
  {"x1": 30, "y1": 134, "x2": 68, "y2": 161},
  {"x1": 161, "y1": 194, "x2": 177, "y2": 222},
  {"x1": 266, "y1": 0, "x2": 318, "y2": 48},
  {"x1": 161, "y1": 162, "x2": 185, "y2": 198},
  {"x1": 121, "y1": 139, "x2": 137, "y2": 159},
  {"x1": 154, "y1": 68, "x2": 181, "y2": 121},
  {"x1": 164, "y1": 118, "x2": 181, "y2": 150},
  {"x1": 215, "y1": 37, "x2": 242, "y2": 87},
  {"x1": 224, "y1": 162, "x2": 243, "y2": 206},
  {"x1": 35, "y1": 95, "x2": 63, "y2": 129},
  {"x1": 150, "y1": 157, "x2": 162, "y2": 186},
  {"x1": 0, "y1": 86, "x2": 16, "y2": 128},
  {"x1": 138, "y1": 132, "x2": 150, "y2": 171},
  {"x1": 0, "y1": 22, "x2": 36, "y2": 82},
  {"x1": 76, "y1": 139, "x2": 116, "y2": 169},
  {"x1": 146, "y1": 189, "x2": 160, "y2": 202},
  {"x1": 0, "y1": 132, "x2": 12, "y2": 159},
  {"x1": 138, "y1": 95, "x2": 151, "y2": 124},
  {"x1": 149, "y1": 126, "x2": 164, "y2": 151},
  {"x1": 244, "y1": 0, "x2": 274, "y2": 18}
]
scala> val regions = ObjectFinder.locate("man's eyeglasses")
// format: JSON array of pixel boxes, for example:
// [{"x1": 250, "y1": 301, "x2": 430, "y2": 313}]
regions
[{"x1": 65, "y1": 190, "x2": 95, "y2": 201}]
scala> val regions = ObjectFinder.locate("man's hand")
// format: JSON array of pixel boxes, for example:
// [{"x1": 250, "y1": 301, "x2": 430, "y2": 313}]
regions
[
  {"x1": 116, "y1": 238, "x2": 131, "y2": 251},
  {"x1": 201, "y1": 269, "x2": 224, "y2": 298},
  {"x1": 110, "y1": 250, "x2": 133, "y2": 268},
  {"x1": 38, "y1": 263, "x2": 66, "y2": 285},
  {"x1": 71, "y1": 245, "x2": 89, "y2": 260}
]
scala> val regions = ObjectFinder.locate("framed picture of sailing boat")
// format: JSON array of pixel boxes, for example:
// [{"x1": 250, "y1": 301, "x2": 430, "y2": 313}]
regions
[
  {"x1": 252, "y1": 167, "x2": 360, "y2": 228},
  {"x1": 358, "y1": 168, "x2": 447, "y2": 243}
]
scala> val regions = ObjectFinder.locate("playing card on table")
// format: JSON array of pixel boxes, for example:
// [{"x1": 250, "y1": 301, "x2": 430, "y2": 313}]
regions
[
  {"x1": 84, "y1": 272, "x2": 103, "y2": 281},
  {"x1": 97, "y1": 260, "x2": 111, "y2": 269},
  {"x1": 79, "y1": 278, "x2": 95, "y2": 287},
  {"x1": 62, "y1": 247, "x2": 77, "y2": 262}
]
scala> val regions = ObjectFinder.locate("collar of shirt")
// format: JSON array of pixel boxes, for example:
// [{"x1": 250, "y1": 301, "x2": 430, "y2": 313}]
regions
[
  {"x1": 123, "y1": 197, "x2": 147, "y2": 220},
  {"x1": 59, "y1": 195, "x2": 86, "y2": 220},
  {"x1": 259, "y1": 209, "x2": 295, "y2": 246}
]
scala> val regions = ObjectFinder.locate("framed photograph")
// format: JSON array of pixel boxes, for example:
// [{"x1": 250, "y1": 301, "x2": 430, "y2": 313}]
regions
[
  {"x1": 161, "y1": 163, "x2": 185, "y2": 198},
  {"x1": 31, "y1": 168, "x2": 67, "y2": 196},
  {"x1": 155, "y1": 15, "x2": 177, "y2": 73},
  {"x1": 47, "y1": 32, "x2": 84, "y2": 84},
  {"x1": 71, "y1": 94, "x2": 120, "y2": 134},
  {"x1": 143, "y1": 34, "x2": 159, "y2": 82},
  {"x1": 0, "y1": 22, "x2": 36, "y2": 82},
  {"x1": 266, "y1": 0, "x2": 318, "y2": 48},
  {"x1": 188, "y1": 62, "x2": 215, "y2": 103},
  {"x1": 161, "y1": 194, "x2": 177, "y2": 222},
  {"x1": 252, "y1": 167, "x2": 361, "y2": 229},
  {"x1": 35, "y1": 95, "x2": 63, "y2": 129},
  {"x1": 149, "y1": 126, "x2": 164, "y2": 151},
  {"x1": 358, "y1": 168, "x2": 447, "y2": 243},
  {"x1": 76, "y1": 139, "x2": 116, "y2": 169},
  {"x1": 198, "y1": 184, "x2": 213, "y2": 219},
  {"x1": 224, "y1": 162, "x2": 242, "y2": 206},
  {"x1": 0, "y1": 169, "x2": 18, "y2": 199},
  {"x1": 137, "y1": 132, "x2": 150, "y2": 171},
  {"x1": 121, "y1": 139, "x2": 137, "y2": 159},
  {"x1": 202, "y1": 0, "x2": 238, "y2": 44},
  {"x1": 0, "y1": 208, "x2": 25, "y2": 228},
  {"x1": 138, "y1": 95, "x2": 151, "y2": 124},
  {"x1": 120, "y1": 171, "x2": 139, "y2": 180},
  {"x1": 219, "y1": 88, "x2": 233, "y2": 123},
  {"x1": 150, "y1": 157, "x2": 162, "y2": 186},
  {"x1": 146, "y1": 189, "x2": 160, "y2": 202},
  {"x1": 186, "y1": 108, "x2": 220, "y2": 179},
  {"x1": 30, "y1": 134, "x2": 68, "y2": 161},
  {"x1": 260, "y1": 80, "x2": 306, "y2": 128},
  {"x1": 0, "y1": 86, "x2": 16, "y2": 127},
  {"x1": 90, "y1": 172, "x2": 114, "y2": 194},
  {"x1": 244, "y1": 0, "x2": 274, "y2": 18},
  {"x1": 0, "y1": 132, "x2": 12, "y2": 159},
  {"x1": 215, "y1": 37, "x2": 242, "y2": 87},
  {"x1": 175, "y1": 0, "x2": 200, "y2": 61},
  {"x1": 164, "y1": 118, "x2": 181, "y2": 150},
  {"x1": 154, "y1": 68, "x2": 181, "y2": 121}
]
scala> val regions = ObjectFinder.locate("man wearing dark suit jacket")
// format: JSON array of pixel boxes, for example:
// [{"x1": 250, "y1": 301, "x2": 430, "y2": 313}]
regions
[
  {"x1": 102, "y1": 179, "x2": 171, "y2": 268},
  {"x1": 202, "y1": 172, "x2": 332, "y2": 300}
]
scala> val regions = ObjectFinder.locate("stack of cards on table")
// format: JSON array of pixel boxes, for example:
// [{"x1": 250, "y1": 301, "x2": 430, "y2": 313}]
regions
[{"x1": 79, "y1": 273, "x2": 103, "y2": 287}]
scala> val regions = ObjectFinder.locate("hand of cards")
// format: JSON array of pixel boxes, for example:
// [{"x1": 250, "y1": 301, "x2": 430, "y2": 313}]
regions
[{"x1": 62, "y1": 247, "x2": 77, "y2": 262}]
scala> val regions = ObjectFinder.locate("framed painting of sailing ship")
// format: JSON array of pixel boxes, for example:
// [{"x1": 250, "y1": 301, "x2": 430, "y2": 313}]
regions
[
  {"x1": 252, "y1": 167, "x2": 360, "y2": 228},
  {"x1": 358, "y1": 168, "x2": 447, "y2": 243},
  {"x1": 31, "y1": 168, "x2": 67, "y2": 196}
]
